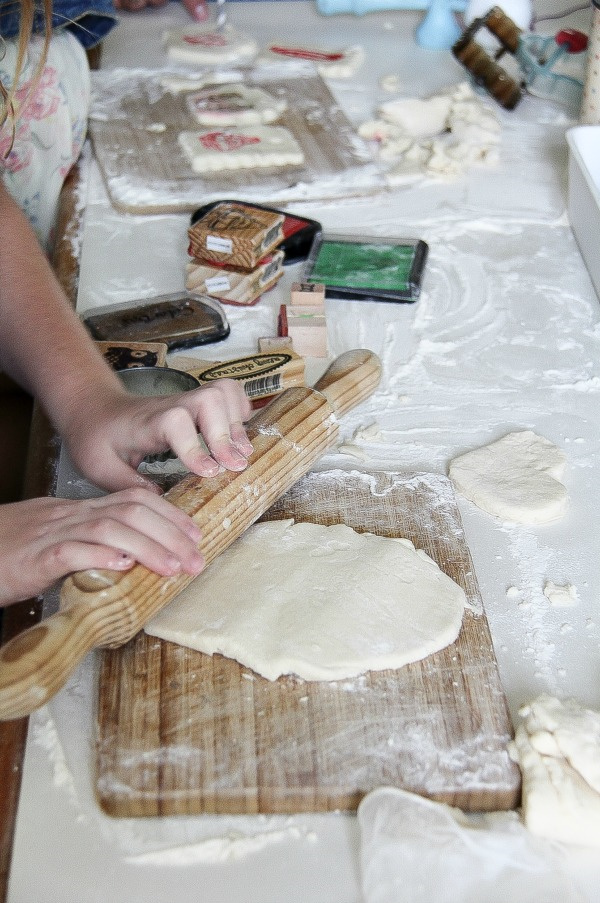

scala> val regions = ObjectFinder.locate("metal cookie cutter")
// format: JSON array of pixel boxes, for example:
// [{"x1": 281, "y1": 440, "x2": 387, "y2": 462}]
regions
[{"x1": 452, "y1": 6, "x2": 588, "y2": 112}]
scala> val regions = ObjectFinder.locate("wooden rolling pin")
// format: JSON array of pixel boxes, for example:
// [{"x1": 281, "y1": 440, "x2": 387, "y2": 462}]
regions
[{"x1": 0, "y1": 350, "x2": 381, "y2": 720}]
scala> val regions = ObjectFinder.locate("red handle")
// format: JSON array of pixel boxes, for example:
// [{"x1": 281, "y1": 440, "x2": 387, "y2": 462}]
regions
[{"x1": 555, "y1": 30, "x2": 588, "y2": 54}]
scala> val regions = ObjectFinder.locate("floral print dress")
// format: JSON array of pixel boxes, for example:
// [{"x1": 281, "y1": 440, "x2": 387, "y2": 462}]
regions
[{"x1": 0, "y1": 31, "x2": 90, "y2": 249}]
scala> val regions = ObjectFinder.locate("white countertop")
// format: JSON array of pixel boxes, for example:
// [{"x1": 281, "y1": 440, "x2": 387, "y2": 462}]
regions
[{"x1": 7, "y1": 2, "x2": 600, "y2": 900}]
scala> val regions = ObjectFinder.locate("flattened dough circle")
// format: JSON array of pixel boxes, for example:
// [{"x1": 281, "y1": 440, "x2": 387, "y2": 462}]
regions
[{"x1": 145, "y1": 519, "x2": 466, "y2": 681}]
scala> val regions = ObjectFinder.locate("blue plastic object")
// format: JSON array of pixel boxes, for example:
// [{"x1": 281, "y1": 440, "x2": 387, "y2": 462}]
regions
[
  {"x1": 316, "y1": 0, "x2": 466, "y2": 15},
  {"x1": 415, "y1": 0, "x2": 461, "y2": 49}
]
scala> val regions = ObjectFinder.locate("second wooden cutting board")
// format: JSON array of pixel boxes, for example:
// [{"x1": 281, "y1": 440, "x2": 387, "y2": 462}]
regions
[{"x1": 96, "y1": 470, "x2": 520, "y2": 817}]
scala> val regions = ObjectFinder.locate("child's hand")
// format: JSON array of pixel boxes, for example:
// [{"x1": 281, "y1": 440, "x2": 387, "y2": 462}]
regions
[
  {"x1": 113, "y1": 0, "x2": 211, "y2": 22},
  {"x1": 61, "y1": 378, "x2": 253, "y2": 494},
  {"x1": 0, "y1": 490, "x2": 205, "y2": 607}
]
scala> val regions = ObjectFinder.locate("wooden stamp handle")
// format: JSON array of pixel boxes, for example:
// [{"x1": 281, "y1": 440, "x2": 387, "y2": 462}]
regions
[{"x1": 0, "y1": 350, "x2": 381, "y2": 720}]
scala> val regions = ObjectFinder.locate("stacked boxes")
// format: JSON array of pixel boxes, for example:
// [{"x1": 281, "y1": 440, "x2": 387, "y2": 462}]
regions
[
  {"x1": 279, "y1": 281, "x2": 328, "y2": 358},
  {"x1": 186, "y1": 201, "x2": 286, "y2": 306}
]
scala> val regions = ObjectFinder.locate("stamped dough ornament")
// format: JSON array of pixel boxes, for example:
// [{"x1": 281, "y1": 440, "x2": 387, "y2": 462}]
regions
[
  {"x1": 145, "y1": 519, "x2": 467, "y2": 682},
  {"x1": 257, "y1": 43, "x2": 365, "y2": 78},
  {"x1": 163, "y1": 23, "x2": 258, "y2": 65},
  {"x1": 448, "y1": 430, "x2": 567, "y2": 524},
  {"x1": 178, "y1": 125, "x2": 304, "y2": 172},
  {"x1": 186, "y1": 84, "x2": 287, "y2": 127}
]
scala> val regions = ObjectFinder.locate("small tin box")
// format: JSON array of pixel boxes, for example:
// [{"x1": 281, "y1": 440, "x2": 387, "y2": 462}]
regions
[
  {"x1": 304, "y1": 233, "x2": 429, "y2": 303},
  {"x1": 83, "y1": 292, "x2": 230, "y2": 350},
  {"x1": 188, "y1": 201, "x2": 284, "y2": 269},
  {"x1": 185, "y1": 250, "x2": 285, "y2": 306},
  {"x1": 191, "y1": 200, "x2": 321, "y2": 265}
]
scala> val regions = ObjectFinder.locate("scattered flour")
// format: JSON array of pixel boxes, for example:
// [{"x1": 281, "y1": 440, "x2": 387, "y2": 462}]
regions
[
  {"x1": 124, "y1": 824, "x2": 316, "y2": 865},
  {"x1": 32, "y1": 709, "x2": 79, "y2": 806}
]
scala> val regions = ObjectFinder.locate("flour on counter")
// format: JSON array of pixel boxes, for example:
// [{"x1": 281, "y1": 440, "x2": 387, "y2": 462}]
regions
[
  {"x1": 509, "y1": 695, "x2": 600, "y2": 847},
  {"x1": 32, "y1": 708, "x2": 79, "y2": 806},
  {"x1": 145, "y1": 518, "x2": 466, "y2": 681},
  {"x1": 358, "y1": 82, "x2": 500, "y2": 183},
  {"x1": 354, "y1": 422, "x2": 384, "y2": 442},
  {"x1": 448, "y1": 430, "x2": 567, "y2": 524},
  {"x1": 124, "y1": 824, "x2": 316, "y2": 865}
]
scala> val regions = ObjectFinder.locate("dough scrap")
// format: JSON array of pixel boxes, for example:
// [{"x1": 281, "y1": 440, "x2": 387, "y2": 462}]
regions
[
  {"x1": 358, "y1": 81, "x2": 500, "y2": 183},
  {"x1": 178, "y1": 125, "x2": 304, "y2": 173},
  {"x1": 543, "y1": 581, "x2": 578, "y2": 607},
  {"x1": 509, "y1": 695, "x2": 600, "y2": 847},
  {"x1": 163, "y1": 24, "x2": 258, "y2": 66},
  {"x1": 448, "y1": 430, "x2": 567, "y2": 524},
  {"x1": 145, "y1": 519, "x2": 466, "y2": 681},
  {"x1": 186, "y1": 84, "x2": 287, "y2": 127}
]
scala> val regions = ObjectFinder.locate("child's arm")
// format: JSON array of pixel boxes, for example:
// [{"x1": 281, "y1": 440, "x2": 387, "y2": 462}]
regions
[{"x1": 0, "y1": 182, "x2": 253, "y2": 493}]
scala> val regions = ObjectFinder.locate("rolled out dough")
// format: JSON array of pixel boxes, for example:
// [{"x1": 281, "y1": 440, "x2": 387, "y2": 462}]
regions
[
  {"x1": 144, "y1": 519, "x2": 466, "y2": 682},
  {"x1": 448, "y1": 430, "x2": 567, "y2": 524}
]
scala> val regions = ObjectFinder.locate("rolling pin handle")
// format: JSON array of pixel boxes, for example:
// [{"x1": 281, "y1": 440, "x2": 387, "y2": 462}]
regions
[
  {"x1": 70, "y1": 568, "x2": 121, "y2": 593},
  {"x1": 314, "y1": 349, "x2": 382, "y2": 418},
  {"x1": 0, "y1": 605, "x2": 98, "y2": 721}
]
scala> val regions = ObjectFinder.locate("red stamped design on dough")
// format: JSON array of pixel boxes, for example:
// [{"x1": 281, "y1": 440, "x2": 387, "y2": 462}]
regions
[
  {"x1": 198, "y1": 131, "x2": 261, "y2": 151},
  {"x1": 183, "y1": 33, "x2": 228, "y2": 46},
  {"x1": 269, "y1": 45, "x2": 344, "y2": 62}
]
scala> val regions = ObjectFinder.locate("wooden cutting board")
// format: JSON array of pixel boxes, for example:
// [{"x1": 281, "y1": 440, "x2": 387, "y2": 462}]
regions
[
  {"x1": 88, "y1": 68, "x2": 380, "y2": 214},
  {"x1": 96, "y1": 470, "x2": 520, "y2": 817}
]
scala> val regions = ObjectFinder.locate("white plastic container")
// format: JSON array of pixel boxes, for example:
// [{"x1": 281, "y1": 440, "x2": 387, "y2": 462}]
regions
[{"x1": 566, "y1": 126, "x2": 600, "y2": 302}]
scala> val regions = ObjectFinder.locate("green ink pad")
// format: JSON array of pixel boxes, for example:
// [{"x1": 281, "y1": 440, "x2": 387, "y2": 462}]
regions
[{"x1": 304, "y1": 234, "x2": 428, "y2": 303}]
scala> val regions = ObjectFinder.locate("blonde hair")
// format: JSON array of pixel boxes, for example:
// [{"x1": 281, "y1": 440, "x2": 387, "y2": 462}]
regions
[{"x1": 1, "y1": 0, "x2": 53, "y2": 156}]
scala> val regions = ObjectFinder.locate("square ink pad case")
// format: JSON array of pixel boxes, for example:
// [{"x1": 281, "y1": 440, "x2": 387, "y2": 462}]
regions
[
  {"x1": 190, "y1": 200, "x2": 321, "y2": 265},
  {"x1": 83, "y1": 292, "x2": 230, "y2": 350},
  {"x1": 303, "y1": 234, "x2": 429, "y2": 303}
]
